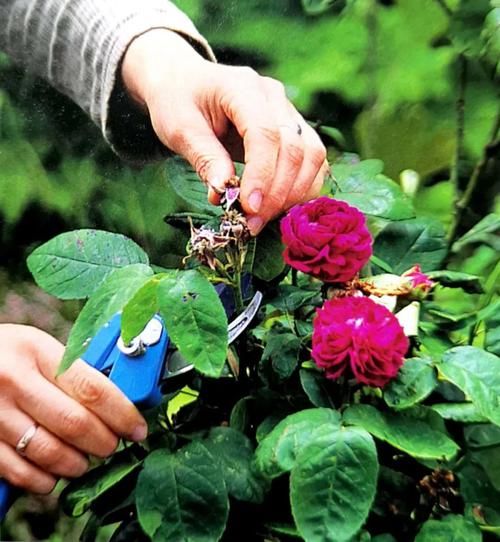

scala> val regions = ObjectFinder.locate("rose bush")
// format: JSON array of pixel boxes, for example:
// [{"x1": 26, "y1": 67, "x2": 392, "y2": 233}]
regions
[{"x1": 21, "y1": 147, "x2": 500, "y2": 542}]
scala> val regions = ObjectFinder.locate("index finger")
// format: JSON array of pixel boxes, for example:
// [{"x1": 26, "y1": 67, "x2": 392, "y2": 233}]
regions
[
  {"x1": 58, "y1": 361, "x2": 148, "y2": 442},
  {"x1": 220, "y1": 84, "x2": 280, "y2": 227},
  {"x1": 30, "y1": 329, "x2": 147, "y2": 442}
]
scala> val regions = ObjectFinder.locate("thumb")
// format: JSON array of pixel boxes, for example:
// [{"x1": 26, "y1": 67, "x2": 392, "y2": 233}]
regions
[{"x1": 162, "y1": 111, "x2": 235, "y2": 205}]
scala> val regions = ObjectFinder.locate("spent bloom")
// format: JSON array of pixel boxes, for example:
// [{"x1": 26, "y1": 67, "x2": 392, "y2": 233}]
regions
[
  {"x1": 312, "y1": 296, "x2": 409, "y2": 388},
  {"x1": 280, "y1": 197, "x2": 372, "y2": 283}
]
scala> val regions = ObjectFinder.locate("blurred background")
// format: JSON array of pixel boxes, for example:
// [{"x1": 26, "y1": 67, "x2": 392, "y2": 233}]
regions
[{"x1": 0, "y1": 0, "x2": 498, "y2": 539}]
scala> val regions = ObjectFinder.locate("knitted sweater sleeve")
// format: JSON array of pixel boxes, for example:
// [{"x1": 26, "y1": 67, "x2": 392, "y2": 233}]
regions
[{"x1": 0, "y1": 0, "x2": 215, "y2": 162}]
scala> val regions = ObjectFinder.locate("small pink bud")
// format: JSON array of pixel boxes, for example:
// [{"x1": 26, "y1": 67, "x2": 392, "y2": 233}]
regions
[{"x1": 401, "y1": 265, "x2": 435, "y2": 293}]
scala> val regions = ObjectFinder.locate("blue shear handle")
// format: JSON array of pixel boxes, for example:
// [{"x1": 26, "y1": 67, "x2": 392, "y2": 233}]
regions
[
  {"x1": 0, "y1": 480, "x2": 13, "y2": 520},
  {"x1": 0, "y1": 279, "x2": 251, "y2": 521}
]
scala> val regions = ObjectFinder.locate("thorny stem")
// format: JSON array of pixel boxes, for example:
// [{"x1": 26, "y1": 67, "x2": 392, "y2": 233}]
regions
[
  {"x1": 450, "y1": 55, "x2": 467, "y2": 214},
  {"x1": 233, "y1": 266, "x2": 244, "y2": 313},
  {"x1": 447, "y1": 108, "x2": 500, "y2": 248},
  {"x1": 290, "y1": 269, "x2": 302, "y2": 338},
  {"x1": 339, "y1": 376, "x2": 352, "y2": 409},
  {"x1": 363, "y1": 0, "x2": 379, "y2": 158}
]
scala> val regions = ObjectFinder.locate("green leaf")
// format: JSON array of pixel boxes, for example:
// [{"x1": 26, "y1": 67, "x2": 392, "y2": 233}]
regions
[
  {"x1": 452, "y1": 213, "x2": 500, "y2": 253},
  {"x1": 415, "y1": 514, "x2": 482, "y2": 542},
  {"x1": 267, "y1": 285, "x2": 321, "y2": 312},
  {"x1": 331, "y1": 159, "x2": 415, "y2": 220},
  {"x1": 373, "y1": 217, "x2": 447, "y2": 274},
  {"x1": 465, "y1": 423, "x2": 500, "y2": 450},
  {"x1": 485, "y1": 302, "x2": 500, "y2": 356},
  {"x1": 290, "y1": 427, "x2": 378, "y2": 542},
  {"x1": 431, "y1": 403, "x2": 488, "y2": 423},
  {"x1": 157, "y1": 270, "x2": 228, "y2": 377},
  {"x1": 60, "y1": 451, "x2": 140, "y2": 517},
  {"x1": 370, "y1": 254, "x2": 394, "y2": 274},
  {"x1": 80, "y1": 514, "x2": 99, "y2": 542},
  {"x1": 253, "y1": 221, "x2": 286, "y2": 281},
  {"x1": 384, "y1": 358, "x2": 438, "y2": 409},
  {"x1": 256, "y1": 414, "x2": 284, "y2": 444},
  {"x1": 343, "y1": 404, "x2": 459, "y2": 460},
  {"x1": 136, "y1": 442, "x2": 229, "y2": 542},
  {"x1": 121, "y1": 274, "x2": 170, "y2": 344},
  {"x1": 164, "y1": 211, "x2": 218, "y2": 230},
  {"x1": 163, "y1": 156, "x2": 220, "y2": 215},
  {"x1": 60, "y1": 264, "x2": 154, "y2": 373},
  {"x1": 437, "y1": 346, "x2": 500, "y2": 425},
  {"x1": 425, "y1": 306, "x2": 476, "y2": 330},
  {"x1": 482, "y1": 7, "x2": 500, "y2": 75},
  {"x1": 458, "y1": 460, "x2": 500, "y2": 530},
  {"x1": 230, "y1": 396, "x2": 255, "y2": 434},
  {"x1": 471, "y1": 446, "x2": 500, "y2": 492},
  {"x1": 450, "y1": 0, "x2": 491, "y2": 57},
  {"x1": 261, "y1": 330, "x2": 301, "y2": 381},
  {"x1": 318, "y1": 125, "x2": 346, "y2": 147},
  {"x1": 477, "y1": 300, "x2": 500, "y2": 356},
  {"x1": 266, "y1": 523, "x2": 302, "y2": 538},
  {"x1": 428, "y1": 270, "x2": 484, "y2": 294},
  {"x1": 202, "y1": 427, "x2": 268, "y2": 503},
  {"x1": 27, "y1": 229, "x2": 149, "y2": 300},
  {"x1": 300, "y1": 369, "x2": 336, "y2": 408},
  {"x1": 254, "y1": 408, "x2": 341, "y2": 479},
  {"x1": 466, "y1": 426, "x2": 500, "y2": 490}
]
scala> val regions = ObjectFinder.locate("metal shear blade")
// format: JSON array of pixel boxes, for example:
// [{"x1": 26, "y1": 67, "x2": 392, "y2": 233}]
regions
[{"x1": 162, "y1": 290, "x2": 263, "y2": 380}]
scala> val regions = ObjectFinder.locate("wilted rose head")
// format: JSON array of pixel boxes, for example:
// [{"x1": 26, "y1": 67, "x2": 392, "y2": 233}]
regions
[
  {"x1": 280, "y1": 197, "x2": 372, "y2": 283},
  {"x1": 312, "y1": 296, "x2": 409, "y2": 388}
]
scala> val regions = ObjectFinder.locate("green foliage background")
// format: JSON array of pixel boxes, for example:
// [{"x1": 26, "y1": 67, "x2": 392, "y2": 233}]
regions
[
  {"x1": 0, "y1": 0, "x2": 499, "y2": 540},
  {"x1": 0, "y1": 0, "x2": 498, "y2": 272}
]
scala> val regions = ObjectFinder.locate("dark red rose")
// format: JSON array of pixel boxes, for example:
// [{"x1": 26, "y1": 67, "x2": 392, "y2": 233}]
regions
[
  {"x1": 280, "y1": 197, "x2": 372, "y2": 282},
  {"x1": 312, "y1": 296, "x2": 409, "y2": 387}
]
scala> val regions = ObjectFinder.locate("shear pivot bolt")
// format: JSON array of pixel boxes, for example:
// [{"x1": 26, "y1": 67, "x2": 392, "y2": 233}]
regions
[{"x1": 117, "y1": 336, "x2": 146, "y2": 357}]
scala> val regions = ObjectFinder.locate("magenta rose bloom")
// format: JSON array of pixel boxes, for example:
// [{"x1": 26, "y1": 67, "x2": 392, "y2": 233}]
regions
[
  {"x1": 280, "y1": 197, "x2": 372, "y2": 282},
  {"x1": 312, "y1": 296, "x2": 409, "y2": 387}
]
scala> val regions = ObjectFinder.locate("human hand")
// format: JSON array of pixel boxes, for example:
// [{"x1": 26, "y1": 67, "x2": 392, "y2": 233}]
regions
[
  {"x1": 122, "y1": 29, "x2": 328, "y2": 234},
  {"x1": 0, "y1": 324, "x2": 147, "y2": 494}
]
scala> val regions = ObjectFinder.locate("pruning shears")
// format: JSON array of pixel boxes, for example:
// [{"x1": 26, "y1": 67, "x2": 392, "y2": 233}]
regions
[{"x1": 0, "y1": 285, "x2": 262, "y2": 520}]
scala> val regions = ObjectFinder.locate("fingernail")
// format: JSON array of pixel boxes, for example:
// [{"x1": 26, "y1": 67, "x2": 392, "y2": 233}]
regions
[
  {"x1": 131, "y1": 424, "x2": 148, "y2": 442},
  {"x1": 77, "y1": 458, "x2": 90, "y2": 476},
  {"x1": 247, "y1": 216, "x2": 264, "y2": 235},
  {"x1": 207, "y1": 187, "x2": 221, "y2": 204},
  {"x1": 207, "y1": 176, "x2": 225, "y2": 194},
  {"x1": 248, "y1": 190, "x2": 263, "y2": 213}
]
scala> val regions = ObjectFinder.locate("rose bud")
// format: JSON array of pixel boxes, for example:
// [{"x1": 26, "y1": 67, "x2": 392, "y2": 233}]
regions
[
  {"x1": 280, "y1": 197, "x2": 372, "y2": 283},
  {"x1": 402, "y1": 265, "x2": 435, "y2": 294},
  {"x1": 312, "y1": 296, "x2": 409, "y2": 388}
]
